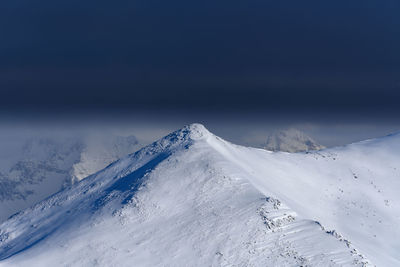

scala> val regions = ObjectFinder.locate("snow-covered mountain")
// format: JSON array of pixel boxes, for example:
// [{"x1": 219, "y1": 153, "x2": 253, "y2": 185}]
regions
[
  {"x1": 264, "y1": 128, "x2": 325, "y2": 152},
  {"x1": 0, "y1": 124, "x2": 399, "y2": 266},
  {"x1": 0, "y1": 133, "x2": 141, "y2": 223}
]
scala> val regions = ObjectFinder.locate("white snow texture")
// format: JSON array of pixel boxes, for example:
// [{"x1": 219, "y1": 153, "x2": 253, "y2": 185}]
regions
[{"x1": 0, "y1": 123, "x2": 399, "y2": 267}]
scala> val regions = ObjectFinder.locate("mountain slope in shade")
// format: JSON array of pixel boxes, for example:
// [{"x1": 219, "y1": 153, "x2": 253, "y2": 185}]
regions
[
  {"x1": 0, "y1": 124, "x2": 399, "y2": 266},
  {"x1": 0, "y1": 133, "x2": 141, "y2": 223},
  {"x1": 264, "y1": 128, "x2": 325, "y2": 152}
]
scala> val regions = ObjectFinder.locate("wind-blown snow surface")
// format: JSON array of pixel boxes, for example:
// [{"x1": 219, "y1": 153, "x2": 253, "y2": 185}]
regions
[{"x1": 0, "y1": 124, "x2": 399, "y2": 266}]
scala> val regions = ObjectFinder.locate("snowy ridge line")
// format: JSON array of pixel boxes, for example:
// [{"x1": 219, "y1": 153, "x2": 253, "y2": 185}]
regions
[
  {"x1": 0, "y1": 123, "x2": 399, "y2": 266},
  {"x1": 313, "y1": 221, "x2": 371, "y2": 267},
  {"x1": 0, "y1": 124, "x2": 206, "y2": 261},
  {"x1": 257, "y1": 197, "x2": 371, "y2": 266}
]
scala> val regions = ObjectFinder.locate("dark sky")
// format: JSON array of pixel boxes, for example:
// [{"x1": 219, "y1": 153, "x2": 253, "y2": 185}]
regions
[{"x1": 1, "y1": 0, "x2": 400, "y2": 116}]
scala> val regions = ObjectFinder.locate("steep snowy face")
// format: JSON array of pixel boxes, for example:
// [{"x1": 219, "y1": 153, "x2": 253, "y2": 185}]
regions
[
  {"x1": 0, "y1": 124, "x2": 399, "y2": 267},
  {"x1": 0, "y1": 133, "x2": 141, "y2": 223},
  {"x1": 264, "y1": 128, "x2": 325, "y2": 152}
]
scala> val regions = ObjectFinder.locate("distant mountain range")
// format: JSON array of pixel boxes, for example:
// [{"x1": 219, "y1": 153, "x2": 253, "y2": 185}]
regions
[{"x1": 264, "y1": 128, "x2": 325, "y2": 152}]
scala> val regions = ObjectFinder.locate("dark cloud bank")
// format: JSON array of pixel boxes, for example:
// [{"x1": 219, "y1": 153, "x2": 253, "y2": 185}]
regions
[
  {"x1": 1, "y1": 0, "x2": 400, "y2": 115},
  {"x1": 0, "y1": 0, "x2": 399, "y2": 147}
]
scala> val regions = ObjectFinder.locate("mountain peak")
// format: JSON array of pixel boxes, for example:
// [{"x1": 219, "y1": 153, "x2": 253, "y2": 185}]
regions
[
  {"x1": 184, "y1": 123, "x2": 210, "y2": 140},
  {"x1": 264, "y1": 128, "x2": 325, "y2": 152},
  {"x1": 120, "y1": 123, "x2": 211, "y2": 165},
  {"x1": 162, "y1": 123, "x2": 210, "y2": 145}
]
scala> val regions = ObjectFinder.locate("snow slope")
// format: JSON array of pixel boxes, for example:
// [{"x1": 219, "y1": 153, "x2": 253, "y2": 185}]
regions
[
  {"x1": 0, "y1": 133, "x2": 141, "y2": 223},
  {"x1": 0, "y1": 124, "x2": 399, "y2": 266}
]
